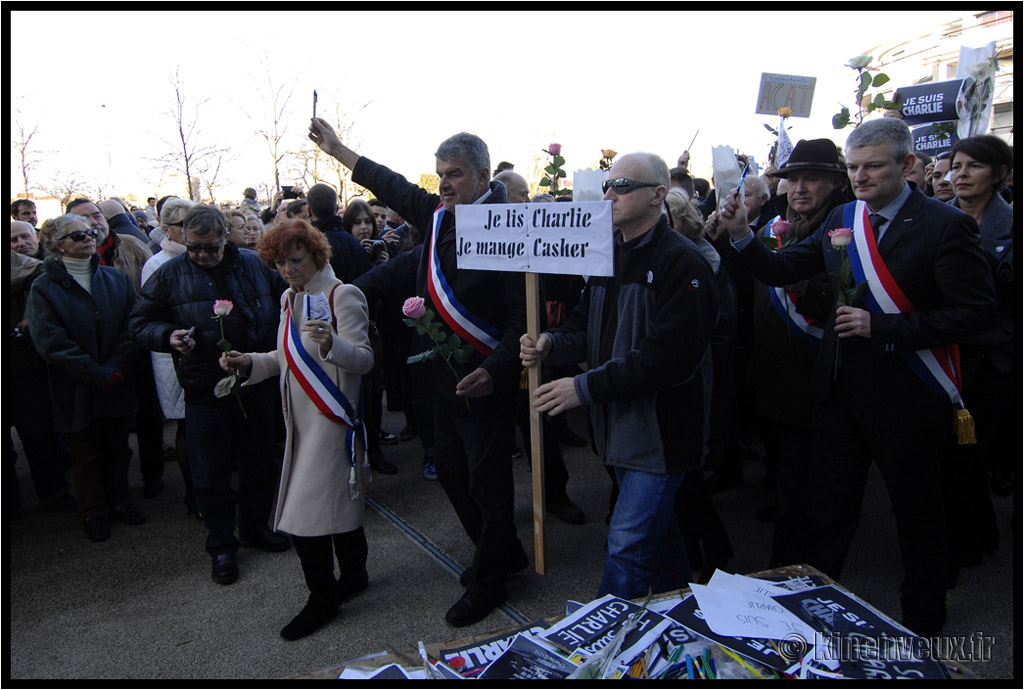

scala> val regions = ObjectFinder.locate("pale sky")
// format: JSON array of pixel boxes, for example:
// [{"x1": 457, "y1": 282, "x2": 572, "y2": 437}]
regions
[{"x1": 10, "y1": 9, "x2": 967, "y2": 204}]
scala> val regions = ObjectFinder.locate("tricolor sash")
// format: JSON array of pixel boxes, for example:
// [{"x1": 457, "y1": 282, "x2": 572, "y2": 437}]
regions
[
  {"x1": 843, "y1": 201, "x2": 966, "y2": 409},
  {"x1": 765, "y1": 216, "x2": 824, "y2": 345},
  {"x1": 426, "y1": 203, "x2": 501, "y2": 355},
  {"x1": 282, "y1": 294, "x2": 366, "y2": 471}
]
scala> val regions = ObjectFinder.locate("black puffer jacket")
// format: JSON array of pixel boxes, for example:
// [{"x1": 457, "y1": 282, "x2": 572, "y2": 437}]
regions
[{"x1": 130, "y1": 242, "x2": 286, "y2": 403}]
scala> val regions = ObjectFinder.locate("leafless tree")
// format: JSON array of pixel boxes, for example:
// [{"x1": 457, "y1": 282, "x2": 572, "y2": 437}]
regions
[
  {"x1": 316, "y1": 99, "x2": 372, "y2": 207},
  {"x1": 12, "y1": 106, "x2": 41, "y2": 198},
  {"x1": 245, "y1": 61, "x2": 301, "y2": 196},
  {"x1": 195, "y1": 151, "x2": 234, "y2": 205},
  {"x1": 40, "y1": 170, "x2": 91, "y2": 211},
  {"x1": 155, "y1": 68, "x2": 223, "y2": 201}
]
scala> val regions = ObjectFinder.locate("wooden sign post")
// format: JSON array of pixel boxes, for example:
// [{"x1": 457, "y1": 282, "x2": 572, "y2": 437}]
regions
[
  {"x1": 455, "y1": 201, "x2": 614, "y2": 575},
  {"x1": 524, "y1": 272, "x2": 546, "y2": 574}
]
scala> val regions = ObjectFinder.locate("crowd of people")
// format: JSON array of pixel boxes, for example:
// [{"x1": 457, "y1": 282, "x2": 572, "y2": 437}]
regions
[{"x1": 9, "y1": 113, "x2": 1013, "y2": 642}]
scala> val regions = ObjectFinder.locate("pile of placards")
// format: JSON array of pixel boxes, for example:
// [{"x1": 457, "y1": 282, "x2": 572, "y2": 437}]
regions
[{"x1": 339, "y1": 571, "x2": 953, "y2": 680}]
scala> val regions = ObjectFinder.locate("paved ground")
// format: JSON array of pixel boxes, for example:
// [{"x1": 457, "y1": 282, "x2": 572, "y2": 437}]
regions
[{"x1": 9, "y1": 406, "x2": 1016, "y2": 679}]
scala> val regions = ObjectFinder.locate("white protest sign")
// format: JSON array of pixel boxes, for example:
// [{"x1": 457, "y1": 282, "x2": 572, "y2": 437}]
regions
[
  {"x1": 689, "y1": 580, "x2": 818, "y2": 642},
  {"x1": 755, "y1": 73, "x2": 817, "y2": 117},
  {"x1": 454, "y1": 201, "x2": 614, "y2": 276}
]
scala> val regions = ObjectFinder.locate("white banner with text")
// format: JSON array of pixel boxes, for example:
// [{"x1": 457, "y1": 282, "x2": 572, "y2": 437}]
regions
[{"x1": 454, "y1": 201, "x2": 614, "y2": 276}]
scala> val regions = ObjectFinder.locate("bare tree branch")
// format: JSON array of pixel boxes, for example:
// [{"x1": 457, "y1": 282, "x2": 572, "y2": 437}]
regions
[
  {"x1": 152, "y1": 67, "x2": 224, "y2": 201},
  {"x1": 39, "y1": 170, "x2": 91, "y2": 212},
  {"x1": 12, "y1": 107, "x2": 42, "y2": 198}
]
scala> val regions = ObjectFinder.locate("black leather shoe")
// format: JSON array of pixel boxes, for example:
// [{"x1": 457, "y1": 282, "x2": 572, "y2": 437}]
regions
[
  {"x1": 460, "y1": 551, "x2": 530, "y2": 586},
  {"x1": 336, "y1": 568, "x2": 369, "y2": 601},
  {"x1": 445, "y1": 591, "x2": 502, "y2": 627},
  {"x1": 368, "y1": 451, "x2": 398, "y2": 475},
  {"x1": 280, "y1": 593, "x2": 339, "y2": 640},
  {"x1": 548, "y1": 497, "x2": 585, "y2": 525},
  {"x1": 48, "y1": 493, "x2": 79, "y2": 514},
  {"x1": 240, "y1": 526, "x2": 291, "y2": 552},
  {"x1": 143, "y1": 478, "x2": 164, "y2": 498},
  {"x1": 110, "y1": 502, "x2": 146, "y2": 525},
  {"x1": 211, "y1": 554, "x2": 238, "y2": 585},
  {"x1": 84, "y1": 516, "x2": 111, "y2": 542},
  {"x1": 378, "y1": 430, "x2": 398, "y2": 445}
]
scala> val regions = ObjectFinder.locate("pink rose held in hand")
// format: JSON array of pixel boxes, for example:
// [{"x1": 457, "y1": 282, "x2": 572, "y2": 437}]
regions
[
  {"x1": 402, "y1": 296, "x2": 426, "y2": 319},
  {"x1": 213, "y1": 300, "x2": 234, "y2": 317},
  {"x1": 828, "y1": 227, "x2": 854, "y2": 248},
  {"x1": 773, "y1": 220, "x2": 790, "y2": 236}
]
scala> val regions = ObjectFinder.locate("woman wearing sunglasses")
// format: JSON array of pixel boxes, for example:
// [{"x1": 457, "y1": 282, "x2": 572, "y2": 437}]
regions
[{"x1": 27, "y1": 214, "x2": 145, "y2": 542}]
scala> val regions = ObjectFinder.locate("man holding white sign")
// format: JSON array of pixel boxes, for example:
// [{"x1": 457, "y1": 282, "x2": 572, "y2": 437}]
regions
[
  {"x1": 309, "y1": 120, "x2": 528, "y2": 628},
  {"x1": 520, "y1": 152, "x2": 718, "y2": 600}
]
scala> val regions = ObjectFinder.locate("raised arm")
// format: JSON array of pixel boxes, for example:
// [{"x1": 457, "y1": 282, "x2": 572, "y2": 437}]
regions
[{"x1": 309, "y1": 117, "x2": 361, "y2": 171}]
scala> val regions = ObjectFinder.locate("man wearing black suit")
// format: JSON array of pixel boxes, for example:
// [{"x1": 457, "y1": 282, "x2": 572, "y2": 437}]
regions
[{"x1": 711, "y1": 118, "x2": 996, "y2": 636}]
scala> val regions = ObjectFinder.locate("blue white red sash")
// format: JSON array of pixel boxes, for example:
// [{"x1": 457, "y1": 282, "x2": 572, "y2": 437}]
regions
[
  {"x1": 425, "y1": 203, "x2": 501, "y2": 355},
  {"x1": 843, "y1": 201, "x2": 965, "y2": 408},
  {"x1": 765, "y1": 216, "x2": 824, "y2": 345},
  {"x1": 282, "y1": 294, "x2": 366, "y2": 468}
]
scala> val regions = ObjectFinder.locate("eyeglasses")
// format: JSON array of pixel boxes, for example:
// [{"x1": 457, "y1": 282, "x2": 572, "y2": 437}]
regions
[
  {"x1": 602, "y1": 178, "x2": 662, "y2": 195},
  {"x1": 185, "y1": 242, "x2": 224, "y2": 255},
  {"x1": 60, "y1": 229, "x2": 99, "y2": 243}
]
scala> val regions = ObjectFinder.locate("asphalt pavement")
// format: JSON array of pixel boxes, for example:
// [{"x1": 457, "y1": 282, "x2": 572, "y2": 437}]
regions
[{"x1": 8, "y1": 406, "x2": 1017, "y2": 680}]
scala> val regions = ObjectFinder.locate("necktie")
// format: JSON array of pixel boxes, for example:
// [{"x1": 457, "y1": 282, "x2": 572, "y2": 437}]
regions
[{"x1": 868, "y1": 213, "x2": 886, "y2": 242}]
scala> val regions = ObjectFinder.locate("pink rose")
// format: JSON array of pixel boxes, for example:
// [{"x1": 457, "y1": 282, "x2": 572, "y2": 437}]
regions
[
  {"x1": 213, "y1": 300, "x2": 234, "y2": 317},
  {"x1": 773, "y1": 220, "x2": 791, "y2": 236},
  {"x1": 547, "y1": 143, "x2": 562, "y2": 156},
  {"x1": 402, "y1": 296, "x2": 426, "y2": 319},
  {"x1": 828, "y1": 227, "x2": 854, "y2": 248}
]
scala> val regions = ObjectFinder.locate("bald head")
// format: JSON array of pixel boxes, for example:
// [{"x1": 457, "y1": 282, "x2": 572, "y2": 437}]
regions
[
  {"x1": 11, "y1": 220, "x2": 40, "y2": 257},
  {"x1": 495, "y1": 171, "x2": 530, "y2": 203}
]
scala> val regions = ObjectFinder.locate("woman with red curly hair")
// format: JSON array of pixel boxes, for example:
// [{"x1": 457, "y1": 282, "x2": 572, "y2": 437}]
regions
[{"x1": 220, "y1": 218, "x2": 374, "y2": 640}]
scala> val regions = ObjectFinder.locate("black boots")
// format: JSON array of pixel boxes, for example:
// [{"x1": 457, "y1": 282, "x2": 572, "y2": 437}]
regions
[{"x1": 280, "y1": 592, "x2": 339, "y2": 641}]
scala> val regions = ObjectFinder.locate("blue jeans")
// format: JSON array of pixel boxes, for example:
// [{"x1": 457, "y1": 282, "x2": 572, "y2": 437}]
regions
[{"x1": 598, "y1": 467, "x2": 691, "y2": 600}]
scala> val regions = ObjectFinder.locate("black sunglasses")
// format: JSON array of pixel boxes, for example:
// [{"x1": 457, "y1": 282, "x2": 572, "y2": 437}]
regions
[
  {"x1": 602, "y1": 178, "x2": 661, "y2": 195},
  {"x1": 185, "y1": 242, "x2": 224, "y2": 255},
  {"x1": 61, "y1": 229, "x2": 99, "y2": 242}
]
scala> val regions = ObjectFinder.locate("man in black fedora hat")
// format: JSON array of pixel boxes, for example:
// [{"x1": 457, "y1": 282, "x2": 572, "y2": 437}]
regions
[{"x1": 747, "y1": 139, "x2": 852, "y2": 568}]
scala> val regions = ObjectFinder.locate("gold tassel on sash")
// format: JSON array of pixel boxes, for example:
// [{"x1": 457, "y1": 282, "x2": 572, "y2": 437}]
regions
[
  {"x1": 520, "y1": 368, "x2": 529, "y2": 391},
  {"x1": 954, "y1": 407, "x2": 977, "y2": 445}
]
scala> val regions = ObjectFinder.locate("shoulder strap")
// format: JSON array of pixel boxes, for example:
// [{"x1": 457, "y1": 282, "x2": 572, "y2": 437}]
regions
[{"x1": 328, "y1": 283, "x2": 340, "y2": 331}]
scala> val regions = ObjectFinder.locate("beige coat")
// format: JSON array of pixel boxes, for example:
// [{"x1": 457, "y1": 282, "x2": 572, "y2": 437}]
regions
[{"x1": 246, "y1": 265, "x2": 374, "y2": 536}]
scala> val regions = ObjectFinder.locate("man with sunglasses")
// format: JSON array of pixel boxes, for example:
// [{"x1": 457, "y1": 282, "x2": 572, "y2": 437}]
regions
[
  {"x1": 521, "y1": 152, "x2": 718, "y2": 600},
  {"x1": 131, "y1": 205, "x2": 289, "y2": 586}
]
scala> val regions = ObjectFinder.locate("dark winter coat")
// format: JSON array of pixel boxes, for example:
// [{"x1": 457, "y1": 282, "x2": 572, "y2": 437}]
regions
[{"x1": 27, "y1": 254, "x2": 139, "y2": 433}]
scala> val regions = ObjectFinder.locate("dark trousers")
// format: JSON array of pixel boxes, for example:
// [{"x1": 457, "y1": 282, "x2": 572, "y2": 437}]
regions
[
  {"x1": 9, "y1": 367, "x2": 71, "y2": 504},
  {"x1": 173, "y1": 420, "x2": 197, "y2": 510},
  {"x1": 804, "y1": 381, "x2": 950, "y2": 636},
  {"x1": 433, "y1": 405, "x2": 525, "y2": 603},
  {"x1": 514, "y1": 388, "x2": 570, "y2": 503},
  {"x1": 64, "y1": 415, "x2": 133, "y2": 518},
  {"x1": 185, "y1": 386, "x2": 279, "y2": 557},
  {"x1": 761, "y1": 419, "x2": 816, "y2": 568},
  {"x1": 291, "y1": 528, "x2": 368, "y2": 596},
  {"x1": 675, "y1": 470, "x2": 733, "y2": 581},
  {"x1": 133, "y1": 355, "x2": 164, "y2": 483}
]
